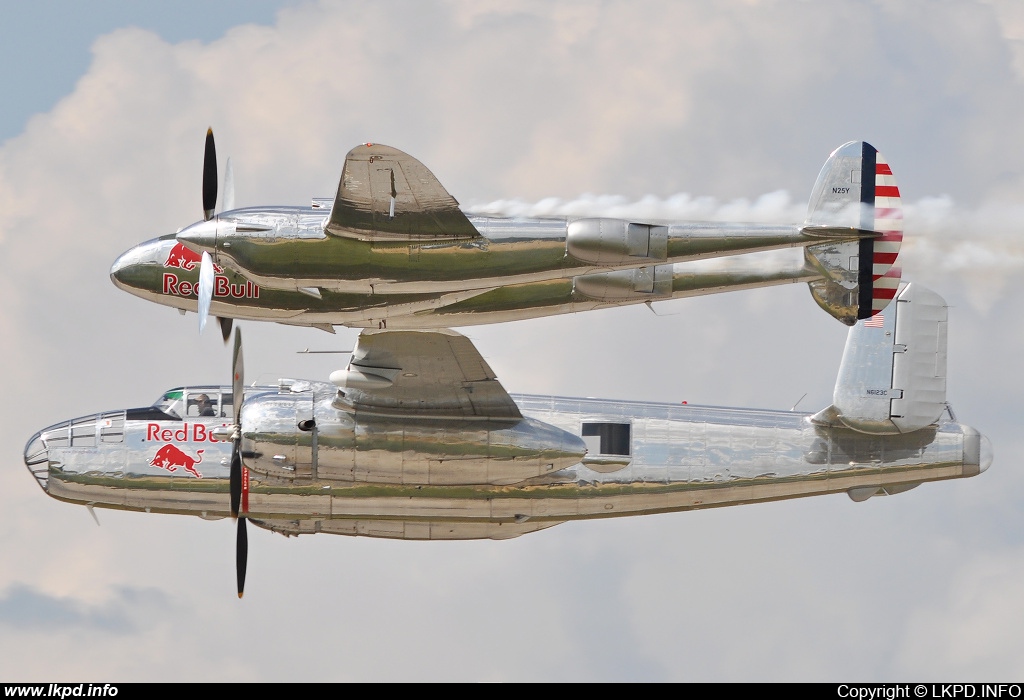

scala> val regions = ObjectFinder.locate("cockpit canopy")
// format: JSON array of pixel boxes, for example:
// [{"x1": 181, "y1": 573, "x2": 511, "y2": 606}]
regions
[{"x1": 152, "y1": 386, "x2": 234, "y2": 420}]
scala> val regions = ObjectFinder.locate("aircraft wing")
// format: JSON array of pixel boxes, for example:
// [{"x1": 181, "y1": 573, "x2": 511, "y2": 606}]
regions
[
  {"x1": 331, "y1": 329, "x2": 521, "y2": 420},
  {"x1": 324, "y1": 143, "x2": 481, "y2": 242}
]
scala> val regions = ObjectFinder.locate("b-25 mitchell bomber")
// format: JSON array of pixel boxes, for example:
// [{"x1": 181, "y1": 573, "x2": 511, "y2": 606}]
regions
[
  {"x1": 25, "y1": 283, "x2": 989, "y2": 596},
  {"x1": 110, "y1": 134, "x2": 904, "y2": 337}
]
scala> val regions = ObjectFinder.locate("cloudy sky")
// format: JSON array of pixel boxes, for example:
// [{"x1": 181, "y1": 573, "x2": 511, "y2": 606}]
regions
[{"x1": 2, "y1": 0, "x2": 1024, "y2": 681}]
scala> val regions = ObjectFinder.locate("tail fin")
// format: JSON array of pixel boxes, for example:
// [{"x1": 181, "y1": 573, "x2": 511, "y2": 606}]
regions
[
  {"x1": 807, "y1": 265, "x2": 903, "y2": 326},
  {"x1": 811, "y1": 282, "x2": 947, "y2": 435},
  {"x1": 803, "y1": 142, "x2": 904, "y2": 324}
]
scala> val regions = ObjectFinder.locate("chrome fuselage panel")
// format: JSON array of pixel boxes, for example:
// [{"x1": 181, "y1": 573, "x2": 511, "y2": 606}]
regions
[
  {"x1": 111, "y1": 210, "x2": 822, "y2": 329},
  {"x1": 25, "y1": 386, "x2": 986, "y2": 540},
  {"x1": 164, "y1": 208, "x2": 810, "y2": 293}
]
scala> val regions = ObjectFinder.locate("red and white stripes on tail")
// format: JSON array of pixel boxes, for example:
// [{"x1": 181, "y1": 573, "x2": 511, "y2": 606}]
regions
[
  {"x1": 871, "y1": 265, "x2": 901, "y2": 316},
  {"x1": 871, "y1": 154, "x2": 902, "y2": 280}
]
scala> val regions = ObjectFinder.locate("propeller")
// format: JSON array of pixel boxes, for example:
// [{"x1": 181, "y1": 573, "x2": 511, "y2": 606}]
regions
[
  {"x1": 196, "y1": 129, "x2": 234, "y2": 341},
  {"x1": 214, "y1": 328, "x2": 248, "y2": 597},
  {"x1": 202, "y1": 128, "x2": 217, "y2": 221},
  {"x1": 197, "y1": 251, "x2": 215, "y2": 334},
  {"x1": 222, "y1": 157, "x2": 235, "y2": 212},
  {"x1": 236, "y1": 503, "x2": 248, "y2": 599},
  {"x1": 219, "y1": 316, "x2": 233, "y2": 343},
  {"x1": 231, "y1": 328, "x2": 247, "y2": 596}
]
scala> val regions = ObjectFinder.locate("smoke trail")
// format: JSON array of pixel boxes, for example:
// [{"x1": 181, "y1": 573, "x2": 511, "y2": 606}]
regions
[
  {"x1": 467, "y1": 192, "x2": 1024, "y2": 311},
  {"x1": 466, "y1": 190, "x2": 804, "y2": 223}
]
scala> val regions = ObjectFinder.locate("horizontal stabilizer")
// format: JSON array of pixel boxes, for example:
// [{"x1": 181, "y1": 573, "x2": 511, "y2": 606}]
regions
[
  {"x1": 325, "y1": 143, "x2": 481, "y2": 242},
  {"x1": 812, "y1": 282, "x2": 947, "y2": 435}
]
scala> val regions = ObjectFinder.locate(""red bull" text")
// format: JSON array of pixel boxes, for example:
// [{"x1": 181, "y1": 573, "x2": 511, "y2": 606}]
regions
[
  {"x1": 162, "y1": 273, "x2": 259, "y2": 299},
  {"x1": 146, "y1": 422, "x2": 224, "y2": 442}
]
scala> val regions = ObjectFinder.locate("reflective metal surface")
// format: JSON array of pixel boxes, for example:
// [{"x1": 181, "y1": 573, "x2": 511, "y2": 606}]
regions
[
  {"x1": 111, "y1": 237, "x2": 821, "y2": 329},
  {"x1": 24, "y1": 286, "x2": 989, "y2": 540},
  {"x1": 111, "y1": 140, "x2": 901, "y2": 329},
  {"x1": 25, "y1": 387, "x2": 985, "y2": 540}
]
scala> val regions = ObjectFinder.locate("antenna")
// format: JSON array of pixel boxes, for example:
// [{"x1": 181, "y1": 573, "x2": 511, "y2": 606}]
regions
[{"x1": 789, "y1": 393, "x2": 808, "y2": 412}]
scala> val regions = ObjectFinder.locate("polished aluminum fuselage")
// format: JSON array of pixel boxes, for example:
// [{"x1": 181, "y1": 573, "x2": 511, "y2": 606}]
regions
[
  {"x1": 110, "y1": 208, "x2": 824, "y2": 329},
  {"x1": 24, "y1": 384, "x2": 985, "y2": 540}
]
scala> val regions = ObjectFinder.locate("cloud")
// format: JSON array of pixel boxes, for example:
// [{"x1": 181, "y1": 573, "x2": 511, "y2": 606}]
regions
[
  {"x1": 1, "y1": 0, "x2": 1023, "y2": 681},
  {"x1": 0, "y1": 584, "x2": 170, "y2": 634}
]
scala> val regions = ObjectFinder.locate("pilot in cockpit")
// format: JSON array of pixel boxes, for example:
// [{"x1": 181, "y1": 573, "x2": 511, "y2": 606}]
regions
[{"x1": 195, "y1": 394, "x2": 216, "y2": 417}]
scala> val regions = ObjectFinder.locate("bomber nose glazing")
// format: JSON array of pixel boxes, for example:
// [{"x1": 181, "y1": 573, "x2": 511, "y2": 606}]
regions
[{"x1": 23, "y1": 431, "x2": 49, "y2": 492}]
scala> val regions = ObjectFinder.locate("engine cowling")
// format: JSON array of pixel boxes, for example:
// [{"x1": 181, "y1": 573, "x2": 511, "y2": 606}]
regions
[
  {"x1": 573, "y1": 264, "x2": 673, "y2": 301},
  {"x1": 566, "y1": 218, "x2": 668, "y2": 265}
]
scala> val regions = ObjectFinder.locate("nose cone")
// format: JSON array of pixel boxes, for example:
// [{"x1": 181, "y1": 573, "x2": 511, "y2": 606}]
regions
[
  {"x1": 176, "y1": 219, "x2": 219, "y2": 254},
  {"x1": 110, "y1": 244, "x2": 148, "y2": 291},
  {"x1": 962, "y1": 426, "x2": 994, "y2": 477},
  {"x1": 23, "y1": 431, "x2": 49, "y2": 492},
  {"x1": 109, "y1": 237, "x2": 195, "y2": 312}
]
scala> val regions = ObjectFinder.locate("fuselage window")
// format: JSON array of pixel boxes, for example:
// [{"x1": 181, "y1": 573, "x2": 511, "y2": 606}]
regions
[
  {"x1": 152, "y1": 390, "x2": 184, "y2": 419},
  {"x1": 219, "y1": 392, "x2": 234, "y2": 420},
  {"x1": 581, "y1": 422, "x2": 631, "y2": 456},
  {"x1": 186, "y1": 390, "x2": 220, "y2": 418}
]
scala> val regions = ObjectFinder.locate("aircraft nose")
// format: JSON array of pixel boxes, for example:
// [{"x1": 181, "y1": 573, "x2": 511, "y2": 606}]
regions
[
  {"x1": 23, "y1": 431, "x2": 49, "y2": 492},
  {"x1": 110, "y1": 249, "x2": 131, "y2": 288},
  {"x1": 109, "y1": 246, "x2": 142, "y2": 290}
]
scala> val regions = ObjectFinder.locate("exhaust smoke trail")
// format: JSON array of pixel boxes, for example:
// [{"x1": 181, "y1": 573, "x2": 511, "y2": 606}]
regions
[{"x1": 467, "y1": 192, "x2": 1024, "y2": 312}]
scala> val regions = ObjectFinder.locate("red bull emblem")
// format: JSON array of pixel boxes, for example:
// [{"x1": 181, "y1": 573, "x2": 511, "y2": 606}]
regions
[
  {"x1": 150, "y1": 444, "x2": 204, "y2": 479},
  {"x1": 162, "y1": 273, "x2": 260, "y2": 299},
  {"x1": 161, "y1": 244, "x2": 259, "y2": 300},
  {"x1": 164, "y1": 242, "x2": 224, "y2": 273}
]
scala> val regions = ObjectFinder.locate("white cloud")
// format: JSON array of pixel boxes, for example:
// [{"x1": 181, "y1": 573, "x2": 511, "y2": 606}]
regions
[{"x1": 1, "y1": 0, "x2": 1023, "y2": 681}]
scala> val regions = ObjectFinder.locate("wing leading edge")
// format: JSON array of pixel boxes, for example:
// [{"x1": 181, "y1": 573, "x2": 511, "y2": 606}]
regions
[{"x1": 325, "y1": 143, "x2": 481, "y2": 242}]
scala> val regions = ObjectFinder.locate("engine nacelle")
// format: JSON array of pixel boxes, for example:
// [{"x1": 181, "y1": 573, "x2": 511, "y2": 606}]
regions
[
  {"x1": 573, "y1": 264, "x2": 673, "y2": 301},
  {"x1": 566, "y1": 218, "x2": 668, "y2": 265}
]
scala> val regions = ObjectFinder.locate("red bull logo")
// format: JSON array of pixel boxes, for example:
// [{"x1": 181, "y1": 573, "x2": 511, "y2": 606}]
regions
[
  {"x1": 163, "y1": 273, "x2": 260, "y2": 299},
  {"x1": 150, "y1": 444, "x2": 204, "y2": 478},
  {"x1": 164, "y1": 242, "x2": 223, "y2": 273}
]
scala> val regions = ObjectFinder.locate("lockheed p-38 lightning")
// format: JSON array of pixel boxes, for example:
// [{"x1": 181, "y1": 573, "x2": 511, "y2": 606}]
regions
[{"x1": 110, "y1": 134, "x2": 903, "y2": 337}]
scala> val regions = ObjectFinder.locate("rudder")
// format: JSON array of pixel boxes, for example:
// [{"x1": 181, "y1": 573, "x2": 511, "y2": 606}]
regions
[
  {"x1": 812, "y1": 282, "x2": 947, "y2": 435},
  {"x1": 804, "y1": 142, "x2": 904, "y2": 324}
]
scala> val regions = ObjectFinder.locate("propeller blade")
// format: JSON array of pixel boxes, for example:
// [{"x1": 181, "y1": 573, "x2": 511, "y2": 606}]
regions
[
  {"x1": 218, "y1": 316, "x2": 233, "y2": 344},
  {"x1": 197, "y1": 251, "x2": 215, "y2": 333},
  {"x1": 202, "y1": 128, "x2": 217, "y2": 221},
  {"x1": 229, "y1": 329, "x2": 244, "y2": 518},
  {"x1": 228, "y1": 326, "x2": 248, "y2": 598},
  {"x1": 229, "y1": 451, "x2": 241, "y2": 518},
  {"x1": 236, "y1": 516, "x2": 248, "y2": 598},
  {"x1": 222, "y1": 157, "x2": 235, "y2": 212},
  {"x1": 232, "y1": 328, "x2": 244, "y2": 416}
]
